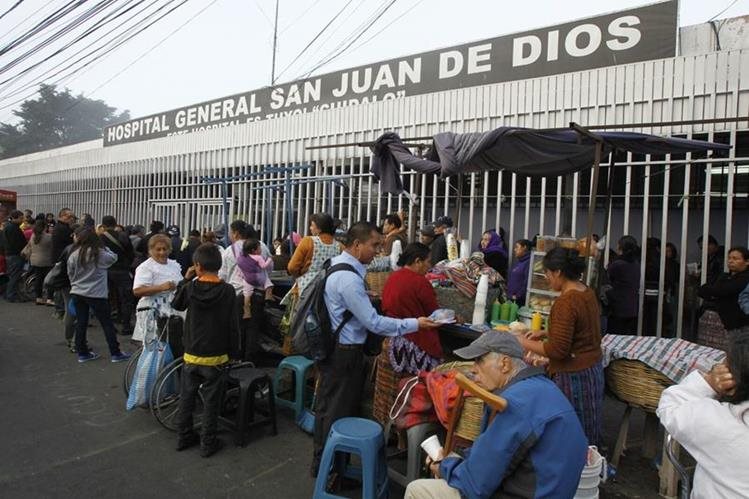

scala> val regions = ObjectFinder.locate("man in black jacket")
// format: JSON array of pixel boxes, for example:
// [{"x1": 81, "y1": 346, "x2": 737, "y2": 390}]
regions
[
  {"x1": 430, "y1": 216, "x2": 453, "y2": 263},
  {"x1": 101, "y1": 215, "x2": 135, "y2": 335},
  {"x1": 51, "y1": 208, "x2": 75, "y2": 263},
  {"x1": 3, "y1": 210, "x2": 26, "y2": 302}
]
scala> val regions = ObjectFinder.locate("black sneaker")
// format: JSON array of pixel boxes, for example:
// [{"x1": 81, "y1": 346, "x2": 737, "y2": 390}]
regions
[
  {"x1": 200, "y1": 438, "x2": 224, "y2": 458},
  {"x1": 176, "y1": 432, "x2": 200, "y2": 452}
]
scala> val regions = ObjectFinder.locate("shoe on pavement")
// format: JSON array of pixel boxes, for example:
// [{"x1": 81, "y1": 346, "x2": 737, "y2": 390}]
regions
[
  {"x1": 200, "y1": 438, "x2": 224, "y2": 458},
  {"x1": 176, "y1": 432, "x2": 200, "y2": 452},
  {"x1": 111, "y1": 351, "x2": 132, "y2": 363},
  {"x1": 67, "y1": 340, "x2": 76, "y2": 353},
  {"x1": 77, "y1": 351, "x2": 100, "y2": 363}
]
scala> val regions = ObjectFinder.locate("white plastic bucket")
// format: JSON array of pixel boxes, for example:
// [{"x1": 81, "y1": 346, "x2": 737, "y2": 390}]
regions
[{"x1": 575, "y1": 446, "x2": 606, "y2": 499}]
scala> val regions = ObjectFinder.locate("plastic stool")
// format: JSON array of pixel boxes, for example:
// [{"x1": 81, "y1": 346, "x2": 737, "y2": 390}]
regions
[
  {"x1": 223, "y1": 367, "x2": 278, "y2": 446},
  {"x1": 387, "y1": 422, "x2": 443, "y2": 487},
  {"x1": 273, "y1": 355, "x2": 314, "y2": 419},
  {"x1": 313, "y1": 417, "x2": 389, "y2": 499}
]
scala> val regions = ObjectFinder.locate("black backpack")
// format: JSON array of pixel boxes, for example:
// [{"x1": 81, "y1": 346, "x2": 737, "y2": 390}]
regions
[{"x1": 291, "y1": 261, "x2": 356, "y2": 361}]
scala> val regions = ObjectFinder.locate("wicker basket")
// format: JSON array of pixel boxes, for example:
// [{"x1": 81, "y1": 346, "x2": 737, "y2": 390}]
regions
[
  {"x1": 372, "y1": 343, "x2": 409, "y2": 426},
  {"x1": 435, "y1": 286, "x2": 502, "y2": 324},
  {"x1": 435, "y1": 361, "x2": 483, "y2": 442},
  {"x1": 605, "y1": 359, "x2": 675, "y2": 412},
  {"x1": 366, "y1": 271, "x2": 392, "y2": 296}
]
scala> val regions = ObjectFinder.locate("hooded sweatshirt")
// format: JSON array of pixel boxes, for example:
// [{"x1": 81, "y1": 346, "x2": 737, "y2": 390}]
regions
[{"x1": 171, "y1": 276, "x2": 241, "y2": 363}]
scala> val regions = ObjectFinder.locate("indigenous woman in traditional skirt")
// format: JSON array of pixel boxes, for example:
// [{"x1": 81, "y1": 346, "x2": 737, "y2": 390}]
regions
[
  {"x1": 519, "y1": 247, "x2": 604, "y2": 446},
  {"x1": 132, "y1": 234, "x2": 185, "y2": 344},
  {"x1": 697, "y1": 247, "x2": 749, "y2": 351},
  {"x1": 374, "y1": 243, "x2": 444, "y2": 424}
]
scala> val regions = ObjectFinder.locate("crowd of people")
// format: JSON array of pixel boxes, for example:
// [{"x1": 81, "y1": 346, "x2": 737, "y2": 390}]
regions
[{"x1": 1, "y1": 203, "x2": 747, "y2": 496}]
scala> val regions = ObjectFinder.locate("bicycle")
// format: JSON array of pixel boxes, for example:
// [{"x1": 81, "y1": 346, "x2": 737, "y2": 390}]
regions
[
  {"x1": 122, "y1": 346, "x2": 143, "y2": 397},
  {"x1": 149, "y1": 359, "x2": 256, "y2": 431}
]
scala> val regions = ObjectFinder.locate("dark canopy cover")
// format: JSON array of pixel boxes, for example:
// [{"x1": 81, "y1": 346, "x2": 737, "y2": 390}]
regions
[{"x1": 370, "y1": 128, "x2": 731, "y2": 194}]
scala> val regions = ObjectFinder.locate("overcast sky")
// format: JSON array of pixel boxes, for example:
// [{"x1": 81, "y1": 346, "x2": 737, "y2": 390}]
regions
[{"x1": 0, "y1": 0, "x2": 745, "y2": 122}]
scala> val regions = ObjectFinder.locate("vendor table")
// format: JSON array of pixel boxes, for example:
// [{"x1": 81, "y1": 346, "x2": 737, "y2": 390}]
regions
[{"x1": 438, "y1": 324, "x2": 481, "y2": 357}]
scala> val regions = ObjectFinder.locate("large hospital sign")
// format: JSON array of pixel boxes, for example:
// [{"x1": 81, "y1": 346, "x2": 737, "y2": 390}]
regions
[{"x1": 104, "y1": 0, "x2": 678, "y2": 146}]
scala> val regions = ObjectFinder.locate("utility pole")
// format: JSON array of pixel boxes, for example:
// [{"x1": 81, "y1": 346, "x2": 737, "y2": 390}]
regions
[{"x1": 271, "y1": 0, "x2": 280, "y2": 85}]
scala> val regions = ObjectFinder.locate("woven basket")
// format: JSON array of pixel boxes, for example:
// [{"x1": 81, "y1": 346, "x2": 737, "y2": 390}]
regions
[
  {"x1": 434, "y1": 286, "x2": 501, "y2": 324},
  {"x1": 372, "y1": 342, "x2": 408, "y2": 426},
  {"x1": 605, "y1": 359, "x2": 675, "y2": 412},
  {"x1": 435, "y1": 361, "x2": 483, "y2": 442},
  {"x1": 366, "y1": 271, "x2": 392, "y2": 296}
]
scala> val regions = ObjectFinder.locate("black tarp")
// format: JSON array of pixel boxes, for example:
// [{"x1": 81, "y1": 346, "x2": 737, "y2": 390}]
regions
[{"x1": 370, "y1": 128, "x2": 731, "y2": 194}]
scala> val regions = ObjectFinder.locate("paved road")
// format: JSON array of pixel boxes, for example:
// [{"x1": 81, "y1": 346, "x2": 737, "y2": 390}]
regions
[{"x1": 0, "y1": 299, "x2": 662, "y2": 498}]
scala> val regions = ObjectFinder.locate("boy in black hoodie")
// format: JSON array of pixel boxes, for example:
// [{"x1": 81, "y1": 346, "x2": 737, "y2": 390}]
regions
[{"x1": 172, "y1": 243, "x2": 240, "y2": 457}]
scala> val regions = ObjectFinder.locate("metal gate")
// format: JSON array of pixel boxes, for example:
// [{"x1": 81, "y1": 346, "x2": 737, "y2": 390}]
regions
[{"x1": 150, "y1": 198, "x2": 230, "y2": 234}]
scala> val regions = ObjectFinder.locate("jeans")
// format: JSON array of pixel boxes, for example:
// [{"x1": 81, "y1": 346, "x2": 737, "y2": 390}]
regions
[
  {"x1": 4, "y1": 255, "x2": 24, "y2": 301},
  {"x1": 108, "y1": 269, "x2": 134, "y2": 332},
  {"x1": 31, "y1": 265, "x2": 52, "y2": 300},
  {"x1": 71, "y1": 294, "x2": 121, "y2": 356},
  {"x1": 176, "y1": 363, "x2": 227, "y2": 445},
  {"x1": 61, "y1": 288, "x2": 76, "y2": 341}
]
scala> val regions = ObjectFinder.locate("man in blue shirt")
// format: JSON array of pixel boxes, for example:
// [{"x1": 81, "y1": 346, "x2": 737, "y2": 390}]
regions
[
  {"x1": 312, "y1": 221, "x2": 439, "y2": 477},
  {"x1": 405, "y1": 333, "x2": 587, "y2": 499}
]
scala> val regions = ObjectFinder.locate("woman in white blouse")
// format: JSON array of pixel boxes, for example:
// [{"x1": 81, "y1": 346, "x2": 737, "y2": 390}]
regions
[
  {"x1": 132, "y1": 233, "x2": 185, "y2": 343},
  {"x1": 657, "y1": 330, "x2": 749, "y2": 498}
]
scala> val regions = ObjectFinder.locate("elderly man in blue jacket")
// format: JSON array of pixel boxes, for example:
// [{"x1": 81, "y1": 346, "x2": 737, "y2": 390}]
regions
[{"x1": 405, "y1": 333, "x2": 588, "y2": 499}]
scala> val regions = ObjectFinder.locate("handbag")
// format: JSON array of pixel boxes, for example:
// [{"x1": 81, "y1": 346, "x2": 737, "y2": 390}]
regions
[{"x1": 126, "y1": 323, "x2": 174, "y2": 410}]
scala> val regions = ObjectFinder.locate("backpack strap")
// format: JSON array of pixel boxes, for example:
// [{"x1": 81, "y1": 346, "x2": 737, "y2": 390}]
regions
[{"x1": 327, "y1": 262, "x2": 359, "y2": 344}]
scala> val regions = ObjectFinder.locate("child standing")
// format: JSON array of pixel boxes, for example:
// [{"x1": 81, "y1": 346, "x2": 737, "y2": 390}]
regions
[
  {"x1": 172, "y1": 243, "x2": 240, "y2": 457},
  {"x1": 236, "y1": 238, "x2": 274, "y2": 318}
]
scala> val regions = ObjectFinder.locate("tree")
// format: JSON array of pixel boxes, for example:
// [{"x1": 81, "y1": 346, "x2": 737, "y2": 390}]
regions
[{"x1": 0, "y1": 84, "x2": 130, "y2": 159}]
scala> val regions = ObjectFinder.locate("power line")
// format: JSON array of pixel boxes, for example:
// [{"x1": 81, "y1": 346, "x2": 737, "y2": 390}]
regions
[
  {"x1": 0, "y1": 0, "x2": 152, "y2": 94},
  {"x1": 273, "y1": 0, "x2": 355, "y2": 83},
  {"x1": 0, "y1": 0, "x2": 26, "y2": 23},
  {"x1": 349, "y1": 0, "x2": 424, "y2": 54},
  {"x1": 0, "y1": 0, "x2": 193, "y2": 111},
  {"x1": 708, "y1": 0, "x2": 739, "y2": 21},
  {"x1": 74, "y1": 0, "x2": 220, "y2": 105},
  {"x1": 0, "y1": 0, "x2": 57, "y2": 47},
  {"x1": 299, "y1": 0, "x2": 398, "y2": 79},
  {"x1": 0, "y1": 0, "x2": 87, "y2": 58},
  {"x1": 278, "y1": 0, "x2": 323, "y2": 35}
]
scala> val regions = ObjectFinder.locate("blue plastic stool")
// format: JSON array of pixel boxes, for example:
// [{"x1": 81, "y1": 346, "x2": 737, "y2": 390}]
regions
[
  {"x1": 313, "y1": 417, "x2": 389, "y2": 499},
  {"x1": 273, "y1": 355, "x2": 315, "y2": 419}
]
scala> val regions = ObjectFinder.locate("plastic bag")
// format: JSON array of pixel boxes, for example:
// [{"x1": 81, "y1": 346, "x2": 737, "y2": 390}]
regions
[{"x1": 126, "y1": 338, "x2": 174, "y2": 410}]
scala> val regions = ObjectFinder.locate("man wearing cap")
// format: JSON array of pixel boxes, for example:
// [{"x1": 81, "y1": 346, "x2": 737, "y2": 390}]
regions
[
  {"x1": 405, "y1": 333, "x2": 587, "y2": 499},
  {"x1": 430, "y1": 216, "x2": 452, "y2": 264},
  {"x1": 419, "y1": 224, "x2": 436, "y2": 247}
]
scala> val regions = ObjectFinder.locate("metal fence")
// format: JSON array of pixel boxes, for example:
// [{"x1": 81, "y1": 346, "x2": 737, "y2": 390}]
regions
[{"x1": 2, "y1": 49, "x2": 748, "y2": 339}]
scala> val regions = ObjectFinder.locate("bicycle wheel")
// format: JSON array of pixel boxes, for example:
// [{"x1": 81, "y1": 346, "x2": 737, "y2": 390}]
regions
[
  {"x1": 150, "y1": 357, "x2": 194, "y2": 432},
  {"x1": 122, "y1": 346, "x2": 143, "y2": 397},
  {"x1": 17, "y1": 272, "x2": 35, "y2": 302}
]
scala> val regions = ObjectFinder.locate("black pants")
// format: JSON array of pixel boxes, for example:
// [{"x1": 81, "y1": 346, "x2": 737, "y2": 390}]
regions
[
  {"x1": 176, "y1": 363, "x2": 226, "y2": 445},
  {"x1": 108, "y1": 269, "x2": 134, "y2": 332},
  {"x1": 31, "y1": 265, "x2": 52, "y2": 300},
  {"x1": 71, "y1": 295, "x2": 121, "y2": 356},
  {"x1": 607, "y1": 316, "x2": 638, "y2": 335},
  {"x1": 244, "y1": 291, "x2": 266, "y2": 360},
  {"x1": 312, "y1": 344, "x2": 366, "y2": 473}
]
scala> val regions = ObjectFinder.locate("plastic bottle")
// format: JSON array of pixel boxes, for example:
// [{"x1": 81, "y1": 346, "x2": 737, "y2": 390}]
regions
[
  {"x1": 446, "y1": 231, "x2": 459, "y2": 261},
  {"x1": 472, "y1": 274, "x2": 489, "y2": 325},
  {"x1": 531, "y1": 311, "x2": 543, "y2": 331},
  {"x1": 459, "y1": 239, "x2": 471, "y2": 260},
  {"x1": 490, "y1": 299, "x2": 501, "y2": 322},
  {"x1": 500, "y1": 301, "x2": 511, "y2": 321},
  {"x1": 508, "y1": 300, "x2": 519, "y2": 322}
]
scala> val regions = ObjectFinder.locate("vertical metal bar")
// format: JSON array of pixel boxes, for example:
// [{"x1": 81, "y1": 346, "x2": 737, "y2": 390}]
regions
[
  {"x1": 677, "y1": 144, "x2": 692, "y2": 340},
  {"x1": 524, "y1": 176, "x2": 531, "y2": 239},
  {"x1": 495, "y1": 171, "x2": 503, "y2": 233},
  {"x1": 555, "y1": 175, "x2": 562, "y2": 235},
  {"x1": 724, "y1": 129, "x2": 736, "y2": 261},
  {"x1": 482, "y1": 171, "x2": 489, "y2": 234},
  {"x1": 509, "y1": 173, "x2": 517, "y2": 251},
  {"x1": 468, "y1": 172, "x2": 476, "y2": 245},
  {"x1": 637, "y1": 157, "x2": 651, "y2": 336},
  {"x1": 623, "y1": 152, "x2": 633, "y2": 235},
  {"x1": 571, "y1": 171, "x2": 579, "y2": 236},
  {"x1": 539, "y1": 177, "x2": 547, "y2": 237},
  {"x1": 657, "y1": 155, "x2": 671, "y2": 338},
  {"x1": 701, "y1": 131, "x2": 714, "y2": 284}
]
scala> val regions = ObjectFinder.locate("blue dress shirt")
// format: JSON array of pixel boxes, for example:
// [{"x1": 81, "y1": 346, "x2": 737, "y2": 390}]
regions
[{"x1": 324, "y1": 251, "x2": 419, "y2": 345}]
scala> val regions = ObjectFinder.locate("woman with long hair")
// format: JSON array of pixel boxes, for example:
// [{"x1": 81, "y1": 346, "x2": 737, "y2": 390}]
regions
[
  {"x1": 25, "y1": 219, "x2": 54, "y2": 305},
  {"x1": 519, "y1": 247, "x2": 603, "y2": 446},
  {"x1": 287, "y1": 213, "x2": 341, "y2": 296},
  {"x1": 67, "y1": 227, "x2": 130, "y2": 363},
  {"x1": 657, "y1": 329, "x2": 749, "y2": 497},
  {"x1": 606, "y1": 235, "x2": 641, "y2": 334}
]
